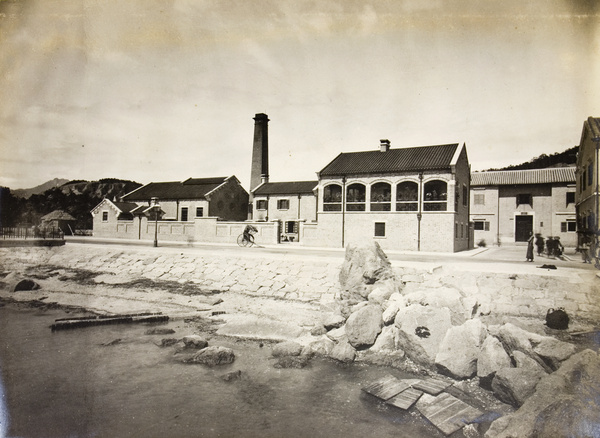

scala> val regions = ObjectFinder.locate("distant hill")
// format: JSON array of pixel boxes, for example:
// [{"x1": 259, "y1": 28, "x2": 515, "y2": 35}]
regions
[
  {"x1": 486, "y1": 146, "x2": 578, "y2": 171},
  {"x1": 12, "y1": 178, "x2": 70, "y2": 198},
  {"x1": 1, "y1": 178, "x2": 143, "y2": 230}
]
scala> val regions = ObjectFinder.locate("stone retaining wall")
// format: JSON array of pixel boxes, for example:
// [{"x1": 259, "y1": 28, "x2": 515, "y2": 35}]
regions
[{"x1": 1, "y1": 246, "x2": 598, "y2": 321}]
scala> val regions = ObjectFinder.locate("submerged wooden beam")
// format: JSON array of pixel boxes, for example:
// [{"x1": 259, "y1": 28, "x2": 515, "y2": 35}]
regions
[{"x1": 51, "y1": 313, "x2": 168, "y2": 331}]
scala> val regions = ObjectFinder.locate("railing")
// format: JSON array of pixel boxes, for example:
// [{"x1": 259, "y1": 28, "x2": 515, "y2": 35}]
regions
[{"x1": 1, "y1": 227, "x2": 65, "y2": 240}]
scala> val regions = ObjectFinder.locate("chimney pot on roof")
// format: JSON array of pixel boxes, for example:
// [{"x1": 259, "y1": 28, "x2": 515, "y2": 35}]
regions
[{"x1": 380, "y1": 139, "x2": 390, "y2": 152}]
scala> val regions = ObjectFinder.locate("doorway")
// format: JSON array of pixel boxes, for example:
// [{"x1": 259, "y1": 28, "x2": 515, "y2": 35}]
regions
[{"x1": 515, "y1": 215, "x2": 533, "y2": 242}]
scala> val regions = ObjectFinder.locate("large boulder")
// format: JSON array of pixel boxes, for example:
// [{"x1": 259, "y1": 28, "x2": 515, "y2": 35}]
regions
[
  {"x1": 330, "y1": 340, "x2": 356, "y2": 363},
  {"x1": 485, "y1": 349, "x2": 600, "y2": 438},
  {"x1": 272, "y1": 341, "x2": 304, "y2": 357},
  {"x1": 182, "y1": 335, "x2": 208, "y2": 349},
  {"x1": 322, "y1": 312, "x2": 346, "y2": 331},
  {"x1": 382, "y1": 301, "x2": 402, "y2": 325},
  {"x1": 339, "y1": 241, "x2": 396, "y2": 303},
  {"x1": 345, "y1": 305, "x2": 383, "y2": 349},
  {"x1": 302, "y1": 337, "x2": 335, "y2": 357},
  {"x1": 12, "y1": 279, "x2": 41, "y2": 292},
  {"x1": 395, "y1": 304, "x2": 452, "y2": 367},
  {"x1": 403, "y1": 286, "x2": 467, "y2": 323},
  {"x1": 435, "y1": 319, "x2": 487, "y2": 379},
  {"x1": 490, "y1": 323, "x2": 552, "y2": 373},
  {"x1": 477, "y1": 335, "x2": 512, "y2": 385},
  {"x1": 370, "y1": 325, "x2": 400, "y2": 352},
  {"x1": 185, "y1": 346, "x2": 235, "y2": 366},
  {"x1": 532, "y1": 337, "x2": 577, "y2": 371},
  {"x1": 491, "y1": 367, "x2": 546, "y2": 407}
]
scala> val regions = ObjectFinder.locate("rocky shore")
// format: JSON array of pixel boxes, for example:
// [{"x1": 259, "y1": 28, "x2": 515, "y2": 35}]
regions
[{"x1": 1, "y1": 243, "x2": 599, "y2": 437}]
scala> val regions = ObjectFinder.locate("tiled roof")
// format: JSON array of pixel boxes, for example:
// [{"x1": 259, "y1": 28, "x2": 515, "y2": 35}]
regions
[
  {"x1": 586, "y1": 117, "x2": 600, "y2": 140},
  {"x1": 123, "y1": 177, "x2": 228, "y2": 201},
  {"x1": 253, "y1": 181, "x2": 318, "y2": 195},
  {"x1": 319, "y1": 144, "x2": 459, "y2": 177},
  {"x1": 471, "y1": 167, "x2": 576, "y2": 186},
  {"x1": 113, "y1": 201, "x2": 140, "y2": 214},
  {"x1": 41, "y1": 210, "x2": 76, "y2": 221}
]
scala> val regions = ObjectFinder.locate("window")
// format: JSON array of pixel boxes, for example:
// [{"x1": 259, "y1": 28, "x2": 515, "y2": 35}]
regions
[
  {"x1": 462, "y1": 185, "x2": 468, "y2": 207},
  {"x1": 196, "y1": 207, "x2": 204, "y2": 217},
  {"x1": 423, "y1": 180, "x2": 447, "y2": 211},
  {"x1": 588, "y1": 163, "x2": 594, "y2": 187},
  {"x1": 473, "y1": 220, "x2": 490, "y2": 231},
  {"x1": 374, "y1": 222, "x2": 386, "y2": 237},
  {"x1": 323, "y1": 184, "x2": 342, "y2": 211},
  {"x1": 102, "y1": 211, "x2": 108, "y2": 222},
  {"x1": 582, "y1": 171, "x2": 587, "y2": 191},
  {"x1": 285, "y1": 221, "x2": 298, "y2": 233},
  {"x1": 181, "y1": 207, "x2": 189, "y2": 222},
  {"x1": 516, "y1": 194, "x2": 532, "y2": 207},
  {"x1": 346, "y1": 183, "x2": 366, "y2": 211},
  {"x1": 277, "y1": 199, "x2": 289, "y2": 210},
  {"x1": 566, "y1": 192, "x2": 575, "y2": 206},
  {"x1": 396, "y1": 181, "x2": 418, "y2": 211},
  {"x1": 256, "y1": 200, "x2": 267, "y2": 210},
  {"x1": 370, "y1": 182, "x2": 391, "y2": 211},
  {"x1": 561, "y1": 220, "x2": 577, "y2": 233},
  {"x1": 474, "y1": 194, "x2": 485, "y2": 205}
]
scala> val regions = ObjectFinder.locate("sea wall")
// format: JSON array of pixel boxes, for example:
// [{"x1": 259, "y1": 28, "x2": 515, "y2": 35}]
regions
[{"x1": 1, "y1": 246, "x2": 598, "y2": 321}]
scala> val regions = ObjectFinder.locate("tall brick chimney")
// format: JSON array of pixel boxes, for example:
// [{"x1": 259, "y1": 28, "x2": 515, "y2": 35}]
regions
[{"x1": 250, "y1": 113, "x2": 269, "y2": 192}]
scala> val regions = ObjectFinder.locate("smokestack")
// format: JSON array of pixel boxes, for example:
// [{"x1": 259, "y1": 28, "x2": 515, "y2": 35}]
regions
[
  {"x1": 380, "y1": 139, "x2": 390, "y2": 152},
  {"x1": 250, "y1": 113, "x2": 269, "y2": 191}
]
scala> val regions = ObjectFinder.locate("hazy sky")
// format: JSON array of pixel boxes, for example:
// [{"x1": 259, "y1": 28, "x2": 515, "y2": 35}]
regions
[{"x1": 0, "y1": 0, "x2": 599, "y2": 190}]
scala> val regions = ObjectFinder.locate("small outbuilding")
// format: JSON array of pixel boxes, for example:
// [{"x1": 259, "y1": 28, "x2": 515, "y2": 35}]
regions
[{"x1": 41, "y1": 210, "x2": 76, "y2": 235}]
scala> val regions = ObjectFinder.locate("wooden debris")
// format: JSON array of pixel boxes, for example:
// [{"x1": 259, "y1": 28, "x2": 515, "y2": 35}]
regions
[
  {"x1": 412, "y1": 377, "x2": 452, "y2": 395},
  {"x1": 51, "y1": 313, "x2": 168, "y2": 331},
  {"x1": 386, "y1": 387, "x2": 423, "y2": 410},
  {"x1": 416, "y1": 392, "x2": 483, "y2": 436},
  {"x1": 361, "y1": 375, "x2": 411, "y2": 400}
]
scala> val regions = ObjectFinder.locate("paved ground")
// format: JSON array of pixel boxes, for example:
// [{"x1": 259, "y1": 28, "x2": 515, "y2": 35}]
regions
[{"x1": 65, "y1": 236, "x2": 595, "y2": 271}]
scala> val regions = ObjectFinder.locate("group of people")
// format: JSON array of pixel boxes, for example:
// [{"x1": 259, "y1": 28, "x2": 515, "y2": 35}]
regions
[{"x1": 526, "y1": 233, "x2": 564, "y2": 262}]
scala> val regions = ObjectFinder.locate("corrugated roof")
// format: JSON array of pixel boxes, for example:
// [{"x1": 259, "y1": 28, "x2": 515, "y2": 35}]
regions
[
  {"x1": 41, "y1": 210, "x2": 76, "y2": 221},
  {"x1": 319, "y1": 144, "x2": 459, "y2": 177},
  {"x1": 123, "y1": 177, "x2": 227, "y2": 201},
  {"x1": 253, "y1": 181, "x2": 318, "y2": 195},
  {"x1": 471, "y1": 167, "x2": 576, "y2": 186}
]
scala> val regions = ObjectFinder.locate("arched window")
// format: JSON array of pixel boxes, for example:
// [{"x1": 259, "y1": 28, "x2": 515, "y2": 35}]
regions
[
  {"x1": 346, "y1": 183, "x2": 365, "y2": 211},
  {"x1": 370, "y1": 182, "x2": 391, "y2": 211},
  {"x1": 423, "y1": 180, "x2": 447, "y2": 211},
  {"x1": 396, "y1": 181, "x2": 418, "y2": 211},
  {"x1": 323, "y1": 184, "x2": 342, "y2": 211}
]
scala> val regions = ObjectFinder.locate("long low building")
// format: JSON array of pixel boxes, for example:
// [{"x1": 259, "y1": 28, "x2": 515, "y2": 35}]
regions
[{"x1": 470, "y1": 167, "x2": 577, "y2": 247}]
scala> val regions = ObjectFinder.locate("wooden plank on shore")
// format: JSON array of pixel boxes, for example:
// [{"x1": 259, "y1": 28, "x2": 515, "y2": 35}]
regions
[
  {"x1": 386, "y1": 387, "x2": 423, "y2": 410},
  {"x1": 51, "y1": 314, "x2": 169, "y2": 331},
  {"x1": 54, "y1": 312, "x2": 163, "y2": 322},
  {"x1": 412, "y1": 377, "x2": 452, "y2": 395},
  {"x1": 416, "y1": 392, "x2": 483, "y2": 436},
  {"x1": 361, "y1": 375, "x2": 411, "y2": 400}
]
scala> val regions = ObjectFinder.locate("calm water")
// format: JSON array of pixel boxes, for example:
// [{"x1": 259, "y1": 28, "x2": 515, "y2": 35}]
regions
[{"x1": 0, "y1": 304, "x2": 448, "y2": 438}]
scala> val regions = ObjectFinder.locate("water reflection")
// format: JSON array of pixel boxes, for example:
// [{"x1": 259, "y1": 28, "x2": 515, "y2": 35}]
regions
[{"x1": 0, "y1": 305, "x2": 445, "y2": 438}]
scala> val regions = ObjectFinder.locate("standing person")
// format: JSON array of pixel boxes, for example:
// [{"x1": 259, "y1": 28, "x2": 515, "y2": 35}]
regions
[
  {"x1": 534, "y1": 233, "x2": 545, "y2": 256},
  {"x1": 554, "y1": 236, "x2": 564, "y2": 258},
  {"x1": 546, "y1": 236, "x2": 556, "y2": 258},
  {"x1": 526, "y1": 232, "x2": 535, "y2": 262},
  {"x1": 580, "y1": 234, "x2": 592, "y2": 264}
]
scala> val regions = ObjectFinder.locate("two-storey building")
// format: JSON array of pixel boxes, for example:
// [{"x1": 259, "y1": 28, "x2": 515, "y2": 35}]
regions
[
  {"x1": 303, "y1": 140, "x2": 471, "y2": 252},
  {"x1": 470, "y1": 167, "x2": 577, "y2": 247},
  {"x1": 575, "y1": 117, "x2": 600, "y2": 245}
]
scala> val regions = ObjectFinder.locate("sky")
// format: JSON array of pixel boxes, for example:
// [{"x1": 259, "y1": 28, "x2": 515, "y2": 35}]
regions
[{"x1": 0, "y1": 0, "x2": 599, "y2": 191}]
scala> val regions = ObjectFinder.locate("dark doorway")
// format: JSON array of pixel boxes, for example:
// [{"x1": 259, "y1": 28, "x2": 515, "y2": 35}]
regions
[{"x1": 515, "y1": 215, "x2": 533, "y2": 242}]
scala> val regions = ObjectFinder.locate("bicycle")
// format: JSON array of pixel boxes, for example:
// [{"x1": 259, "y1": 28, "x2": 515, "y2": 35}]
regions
[{"x1": 237, "y1": 233, "x2": 255, "y2": 247}]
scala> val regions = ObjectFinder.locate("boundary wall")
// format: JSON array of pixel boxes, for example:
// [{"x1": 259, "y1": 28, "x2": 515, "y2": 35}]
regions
[{"x1": 1, "y1": 246, "x2": 598, "y2": 321}]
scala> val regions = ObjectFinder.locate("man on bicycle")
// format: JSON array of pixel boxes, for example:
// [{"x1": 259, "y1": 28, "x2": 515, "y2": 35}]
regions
[{"x1": 243, "y1": 224, "x2": 258, "y2": 244}]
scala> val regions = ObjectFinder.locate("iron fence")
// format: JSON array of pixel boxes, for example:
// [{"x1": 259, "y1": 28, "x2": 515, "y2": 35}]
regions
[{"x1": 1, "y1": 227, "x2": 64, "y2": 240}]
